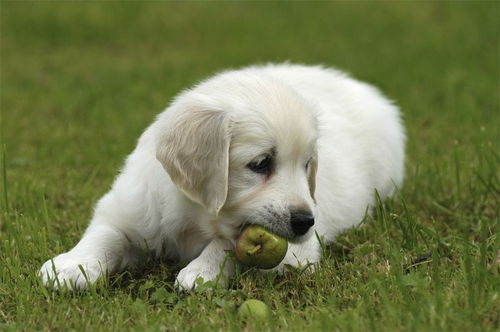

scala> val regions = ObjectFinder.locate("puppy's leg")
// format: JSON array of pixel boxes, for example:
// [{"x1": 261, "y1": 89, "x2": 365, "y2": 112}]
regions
[
  {"x1": 175, "y1": 238, "x2": 235, "y2": 291},
  {"x1": 39, "y1": 222, "x2": 129, "y2": 290},
  {"x1": 270, "y1": 233, "x2": 321, "y2": 273}
]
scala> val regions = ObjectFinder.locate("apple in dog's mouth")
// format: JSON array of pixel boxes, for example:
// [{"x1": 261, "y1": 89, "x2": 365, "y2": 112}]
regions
[{"x1": 235, "y1": 225, "x2": 288, "y2": 269}]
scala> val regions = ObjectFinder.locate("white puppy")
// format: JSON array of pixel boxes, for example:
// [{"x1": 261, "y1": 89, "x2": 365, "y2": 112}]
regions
[{"x1": 39, "y1": 64, "x2": 405, "y2": 290}]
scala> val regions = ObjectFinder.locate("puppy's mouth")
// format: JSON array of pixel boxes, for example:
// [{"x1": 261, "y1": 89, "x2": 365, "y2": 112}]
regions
[
  {"x1": 275, "y1": 227, "x2": 313, "y2": 244},
  {"x1": 237, "y1": 222, "x2": 312, "y2": 244}
]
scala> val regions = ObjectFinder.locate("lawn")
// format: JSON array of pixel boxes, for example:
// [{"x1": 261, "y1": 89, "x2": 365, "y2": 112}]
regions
[{"x1": 1, "y1": 2, "x2": 498, "y2": 331}]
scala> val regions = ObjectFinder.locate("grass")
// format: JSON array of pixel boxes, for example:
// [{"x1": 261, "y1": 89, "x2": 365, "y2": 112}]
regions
[{"x1": 1, "y1": 2, "x2": 499, "y2": 331}]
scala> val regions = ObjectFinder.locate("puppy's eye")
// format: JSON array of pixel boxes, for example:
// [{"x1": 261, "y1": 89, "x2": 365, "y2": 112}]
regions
[{"x1": 247, "y1": 155, "x2": 273, "y2": 174}]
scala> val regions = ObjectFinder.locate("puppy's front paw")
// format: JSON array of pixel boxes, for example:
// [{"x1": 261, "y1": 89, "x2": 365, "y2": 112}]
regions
[
  {"x1": 175, "y1": 260, "x2": 229, "y2": 292},
  {"x1": 39, "y1": 253, "x2": 103, "y2": 290}
]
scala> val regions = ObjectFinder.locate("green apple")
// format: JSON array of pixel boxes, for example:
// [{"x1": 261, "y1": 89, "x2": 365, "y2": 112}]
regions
[
  {"x1": 238, "y1": 299, "x2": 271, "y2": 321},
  {"x1": 235, "y1": 224, "x2": 288, "y2": 269}
]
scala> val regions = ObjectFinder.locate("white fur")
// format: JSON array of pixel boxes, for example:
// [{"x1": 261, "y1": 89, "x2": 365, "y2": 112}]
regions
[{"x1": 39, "y1": 64, "x2": 405, "y2": 290}]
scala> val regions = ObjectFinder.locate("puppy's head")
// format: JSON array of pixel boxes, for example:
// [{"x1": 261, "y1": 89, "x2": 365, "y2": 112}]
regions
[{"x1": 156, "y1": 73, "x2": 318, "y2": 242}]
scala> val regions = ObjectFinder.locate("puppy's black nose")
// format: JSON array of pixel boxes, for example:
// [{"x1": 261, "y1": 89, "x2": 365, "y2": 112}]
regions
[{"x1": 290, "y1": 209, "x2": 315, "y2": 236}]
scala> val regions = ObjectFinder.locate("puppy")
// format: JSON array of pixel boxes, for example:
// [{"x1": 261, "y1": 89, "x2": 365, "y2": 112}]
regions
[{"x1": 39, "y1": 64, "x2": 405, "y2": 290}]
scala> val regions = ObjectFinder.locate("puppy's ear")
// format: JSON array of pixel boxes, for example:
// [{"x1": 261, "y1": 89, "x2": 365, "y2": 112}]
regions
[
  {"x1": 156, "y1": 109, "x2": 231, "y2": 216},
  {"x1": 307, "y1": 150, "x2": 318, "y2": 202}
]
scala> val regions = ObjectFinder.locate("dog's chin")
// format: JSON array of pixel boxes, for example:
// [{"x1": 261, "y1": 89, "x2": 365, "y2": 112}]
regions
[{"x1": 286, "y1": 229, "x2": 314, "y2": 244}]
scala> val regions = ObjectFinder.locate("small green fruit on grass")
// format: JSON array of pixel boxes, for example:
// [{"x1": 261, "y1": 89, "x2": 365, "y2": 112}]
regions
[
  {"x1": 235, "y1": 225, "x2": 288, "y2": 269},
  {"x1": 238, "y1": 299, "x2": 271, "y2": 321}
]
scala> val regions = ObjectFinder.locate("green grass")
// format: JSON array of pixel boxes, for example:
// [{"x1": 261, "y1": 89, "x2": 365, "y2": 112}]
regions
[{"x1": 1, "y1": 2, "x2": 499, "y2": 331}]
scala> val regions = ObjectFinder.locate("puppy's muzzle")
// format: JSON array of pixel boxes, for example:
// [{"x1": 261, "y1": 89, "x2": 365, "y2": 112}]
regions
[{"x1": 290, "y1": 209, "x2": 314, "y2": 236}]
